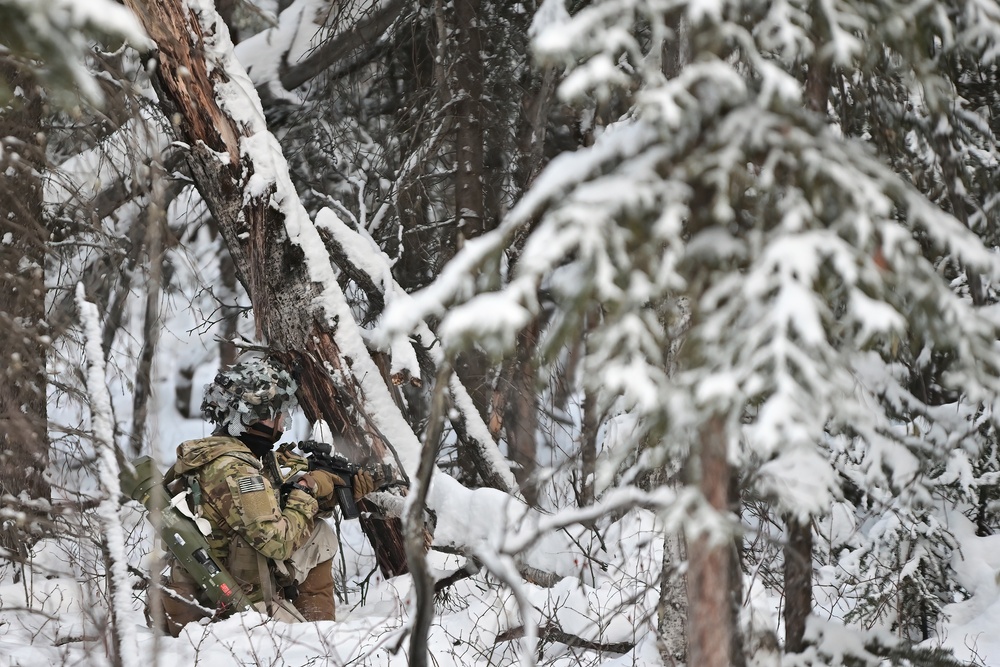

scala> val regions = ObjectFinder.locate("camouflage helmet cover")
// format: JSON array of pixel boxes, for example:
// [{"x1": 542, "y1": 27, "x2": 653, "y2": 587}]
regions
[{"x1": 201, "y1": 356, "x2": 298, "y2": 435}]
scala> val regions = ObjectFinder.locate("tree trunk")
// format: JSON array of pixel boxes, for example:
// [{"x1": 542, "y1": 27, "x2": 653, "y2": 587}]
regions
[
  {"x1": 579, "y1": 385, "x2": 597, "y2": 507},
  {"x1": 453, "y1": 0, "x2": 484, "y2": 243},
  {"x1": 129, "y1": 166, "x2": 166, "y2": 457},
  {"x1": 779, "y1": 8, "x2": 825, "y2": 653},
  {"x1": 453, "y1": 351, "x2": 492, "y2": 486},
  {"x1": 805, "y1": 0, "x2": 832, "y2": 118},
  {"x1": 658, "y1": 529, "x2": 688, "y2": 664},
  {"x1": 0, "y1": 64, "x2": 50, "y2": 559},
  {"x1": 783, "y1": 516, "x2": 813, "y2": 653},
  {"x1": 450, "y1": 0, "x2": 495, "y2": 483},
  {"x1": 687, "y1": 414, "x2": 733, "y2": 667},
  {"x1": 662, "y1": 12, "x2": 690, "y2": 80},
  {"x1": 218, "y1": 243, "x2": 240, "y2": 369},
  {"x1": 505, "y1": 322, "x2": 539, "y2": 504},
  {"x1": 405, "y1": 362, "x2": 451, "y2": 667},
  {"x1": 392, "y1": 7, "x2": 438, "y2": 293},
  {"x1": 729, "y1": 475, "x2": 747, "y2": 667}
]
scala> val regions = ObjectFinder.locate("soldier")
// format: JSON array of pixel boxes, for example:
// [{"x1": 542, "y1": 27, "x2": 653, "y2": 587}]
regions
[{"x1": 151, "y1": 355, "x2": 374, "y2": 636}]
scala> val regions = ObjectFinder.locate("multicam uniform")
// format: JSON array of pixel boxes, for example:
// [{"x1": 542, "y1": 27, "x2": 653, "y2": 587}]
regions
[{"x1": 155, "y1": 436, "x2": 339, "y2": 636}]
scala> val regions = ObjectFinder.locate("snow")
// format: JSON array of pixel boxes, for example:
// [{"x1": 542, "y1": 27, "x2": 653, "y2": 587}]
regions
[
  {"x1": 19, "y1": 0, "x2": 1000, "y2": 665},
  {"x1": 755, "y1": 449, "x2": 839, "y2": 522},
  {"x1": 16, "y1": 269, "x2": 664, "y2": 666},
  {"x1": 182, "y1": 0, "x2": 429, "y2": 476},
  {"x1": 378, "y1": 120, "x2": 661, "y2": 345},
  {"x1": 6, "y1": 4, "x2": 659, "y2": 664},
  {"x1": 235, "y1": 0, "x2": 327, "y2": 99},
  {"x1": 45, "y1": 111, "x2": 168, "y2": 215},
  {"x1": 446, "y1": 373, "x2": 522, "y2": 497},
  {"x1": 4, "y1": 0, "x2": 149, "y2": 104},
  {"x1": 437, "y1": 291, "x2": 532, "y2": 356},
  {"x1": 527, "y1": 0, "x2": 570, "y2": 39}
]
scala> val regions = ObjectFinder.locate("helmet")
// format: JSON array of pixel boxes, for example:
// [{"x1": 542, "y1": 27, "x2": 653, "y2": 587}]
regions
[{"x1": 201, "y1": 356, "x2": 298, "y2": 436}]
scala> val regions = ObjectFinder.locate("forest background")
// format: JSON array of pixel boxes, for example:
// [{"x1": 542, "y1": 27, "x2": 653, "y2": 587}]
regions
[{"x1": 5, "y1": 0, "x2": 1000, "y2": 666}]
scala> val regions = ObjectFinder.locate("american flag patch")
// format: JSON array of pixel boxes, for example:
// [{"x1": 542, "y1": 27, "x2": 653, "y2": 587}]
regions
[{"x1": 237, "y1": 475, "x2": 266, "y2": 494}]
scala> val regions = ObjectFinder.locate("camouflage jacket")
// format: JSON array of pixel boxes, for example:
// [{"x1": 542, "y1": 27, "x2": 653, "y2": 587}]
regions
[{"x1": 171, "y1": 436, "x2": 318, "y2": 573}]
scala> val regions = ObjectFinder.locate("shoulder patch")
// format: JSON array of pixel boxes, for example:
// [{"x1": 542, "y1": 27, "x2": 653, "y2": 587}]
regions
[
  {"x1": 229, "y1": 474, "x2": 279, "y2": 526},
  {"x1": 237, "y1": 475, "x2": 266, "y2": 494}
]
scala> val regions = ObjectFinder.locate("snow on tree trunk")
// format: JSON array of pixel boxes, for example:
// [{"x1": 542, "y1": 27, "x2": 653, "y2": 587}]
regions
[
  {"x1": 450, "y1": 0, "x2": 496, "y2": 483},
  {"x1": 493, "y1": 321, "x2": 540, "y2": 504},
  {"x1": 404, "y1": 362, "x2": 451, "y2": 667},
  {"x1": 76, "y1": 284, "x2": 138, "y2": 667},
  {"x1": 454, "y1": 0, "x2": 485, "y2": 243},
  {"x1": 128, "y1": 165, "x2": 166, "y2": 457}
]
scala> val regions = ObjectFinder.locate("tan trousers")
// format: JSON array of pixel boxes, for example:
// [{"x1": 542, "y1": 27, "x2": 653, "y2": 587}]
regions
[
  {"x1": 154, "y1": 566, "x2": 213, "y2": 637},
  {"x1": 292, "y1": 558, "x2": 335, "y2": 621}
]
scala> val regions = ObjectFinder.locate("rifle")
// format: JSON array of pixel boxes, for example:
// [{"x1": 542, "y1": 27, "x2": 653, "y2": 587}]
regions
[
  {"x1": 120, "y1": 456, "x2": 253, "y2": 615},
  {"x1": 296, "y1": 440, "x2": 399, "y2": 519}
]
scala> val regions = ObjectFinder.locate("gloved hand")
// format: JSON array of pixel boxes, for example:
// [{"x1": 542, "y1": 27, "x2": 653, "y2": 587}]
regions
[
  {"x1": 306, "y1": 470, "x2": 346, "y2": 500},
  {"x1": 352, "y1": 469, "x2": 376, "y2": 501},
  {"x1": 291, "y1": 473, "x2": 318, "y2": 500}
]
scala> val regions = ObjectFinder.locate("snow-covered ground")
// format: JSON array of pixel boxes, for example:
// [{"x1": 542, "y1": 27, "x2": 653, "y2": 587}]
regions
[
  {"x1": 5, "y1": 489, "x2": 1000, "y2": 666},
  {"x1": 0, "y1": 487, "x2": 665, "y2": 666}
]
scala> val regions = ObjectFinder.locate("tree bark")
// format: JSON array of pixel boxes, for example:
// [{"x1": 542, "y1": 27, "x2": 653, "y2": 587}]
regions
[
  {"x1": 391, "y1": 4, "x2": 440, "y2": 293},
  {"x1": 662, "y1": 11, "x2": 690, "y2": 80},
  {"x1": 405, "y1": 362, "x2": 451, "y2": 667},
  {"x1": 0, "y1": 64, "x2": 50, "y2": 559},
  {"x1": 504, "y1": 322, "x2": 539, "y2": 504},
  {"x1": 658, "y1": 529, "x2": 688, "y2": 664},
  {"x1": 805, "y1": 0, "x2": 831, "y2": 118},
  {"x1": 129, "y1": 165, "x2": 166, "y2": 457},
  {"x1": 453, "y1": 0, "x2": 484, "y2": 243},
  {"x1": 449, "y1": 0, "x2": 494, "y2": 482},
  {"x1": 777, "y1": 7, "x2": 822, "y2": 648},
  {"x1": 579, "y1": 383, "x2": 597, "y2": 507},
  {"x1": 783, "y1": 516, "x2": 813, "y2": 653},
  {"x1": 687, "y1": 414, "x2": 732, "y2": 667}
]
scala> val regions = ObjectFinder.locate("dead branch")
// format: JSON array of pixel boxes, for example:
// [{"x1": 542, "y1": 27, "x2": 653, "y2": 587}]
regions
[
  {"x1": 431, "y1": 545, "x2": 562, "y2": 590},
  {"x1": 495, "y1": 623, "x2": 636, "y2": 654},
  {"x1": 279, "y1": 0, "x2": 408, "y2": 91}
]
